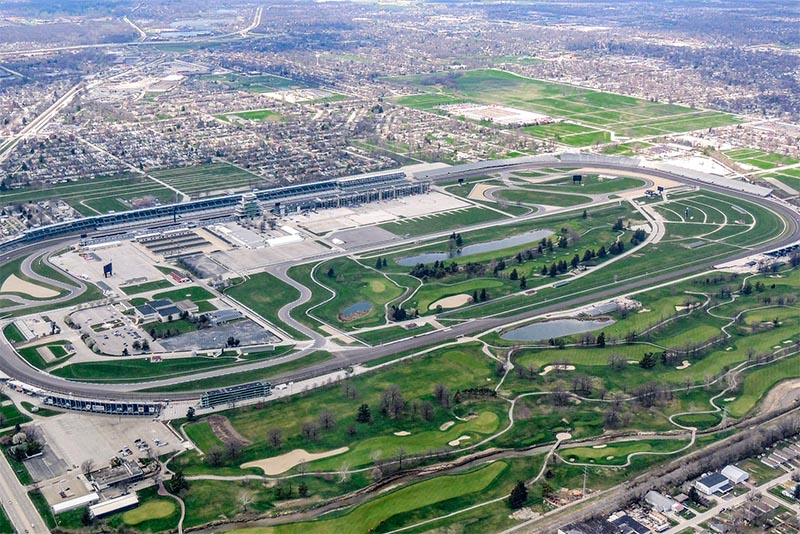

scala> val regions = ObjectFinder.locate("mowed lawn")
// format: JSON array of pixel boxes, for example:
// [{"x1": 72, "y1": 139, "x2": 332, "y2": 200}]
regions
[
  {"x1": 225, "y1": 272, "x2": 305, "y2": 339},
  {"x1": 390, "y1": 69, "x2": 740, "y2": 145},
  {"x1": 311, "y1": 258, "x2": 404, "y2": 330},
  {"x1": 229, "y1": 461, "x2": 507, "y2": 534},
  {"x1": 150, "y1": 162, "x2": 267, "y2": 197}
]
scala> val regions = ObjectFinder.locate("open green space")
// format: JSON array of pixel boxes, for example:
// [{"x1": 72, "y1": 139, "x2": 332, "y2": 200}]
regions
[
  {"x1": 0, "y1": 172, "x2": 175, "y2": 216},
  {"x1": 3, "y1": 323, "x2": 26, "y2": 343},
  {"x1": 0, "y1": 256, "x2": 66, "y2": 302},
  {"x1": 353, "y1": 323, "x2": 437, "y2": 345},
  {"x1": 150, "y1": 163, "x2": 266, "y2": 197},
  {"x1": 50, "y1": 354, "x2": 247, "y2": 383},
  {"x1": 389, "y1": 69, "x2": 740, "y2": 142},
  {"x1": 0, "y1": 394, "x2": 32, "y2": 428},
  {"x1": 533, "y1": 174, "x2": 646, "y2": 195},
  {"x1": 120, "y1": 279, "x2": 173, "y2": 295},
  {"x1": 224, "y1": 109, "x2": 284, "y2": 122},
  {"x1": 563, "y1": 438, "x2": 687, "y2": 466},
  {"x1": 122, "y1": 499, "x2": 177, "y2": 526},
  {"x1": 495, "y1": 187, "x2": 592, "y2": 207},
  {"x1": 723, "y1": 148, "x2": 799, "y2": 171},
  {"x1": 20, "y1": 401, "x2": 61, "y2": 417},
  {"x1": 378, "y1": 207, "x2": 508, "y2": 237},
  {"x1": 305, "y1": 258, "x2": 405, "y2": 330},
  {"x1": 17, "y1": 342, "x2": 72, "y2": 370},
  {"x1": 174, "y1": 343, "x2": 500, "y2": 474},
  {"x1": 224, "y1": 272, "x2": 306, "y2": 340},
  {"x1": 229, "y1": 462, "x2": 507, "y2": 534},
  {"x1": 199, "y1": 72, "x2": 303, "y2": 93},
  {"x1": 139, "y1": 350, "x2": 332, "y2": 393},
  {"x1": 152, "y1": 285, "x2": 215, "y2": 303},
  {"x1": 0, "y1": 505, "x2": 12, "y2": 533},
  {"x1": 185, "y1": 420, "x2": 225, "y2": 451}
]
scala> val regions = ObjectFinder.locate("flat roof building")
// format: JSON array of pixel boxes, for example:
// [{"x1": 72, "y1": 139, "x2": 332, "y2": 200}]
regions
[
  {"x1": 696, "y1": 472, "x2": 733, "y2": 496},
  {"x1": 90, "y1": 493, "x2": 140, "y2": 518}
]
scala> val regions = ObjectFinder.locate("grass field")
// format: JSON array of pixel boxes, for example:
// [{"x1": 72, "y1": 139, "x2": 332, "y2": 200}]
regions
[
  {"x1": 150, "y1": 163, "x2": 267, "y2": 197},
  {"x1": 723, "y1": 148, "x2": 799, "y2": 171},
  {"x1": 3, "y1": 323, "x2": 26, "y2": 343},
  {"x1": 199, "y1": 73, "x2": 303, "y2": 92},
  {"x1": 173, "y1": 344, "x2": 499, "y2": 474},
  {"x1": 123, "y1": 500, "x2": 177, "y2": 525},
  {"x1": 139, "y1": 350, "x2": 332, "y2": 393},
  {"x1": 532, "y1": 175, "x2": 646, "y2": 195},
  {"x1": 390, "y1": 69, "x2": 740, "y2": 145},
  {"x1": 353, "y1": 323, "x2": 437, "y2": 345},
  {"x1": 229, "y1": 462, "x2": 507, "y2": 534},
  {"x1": 185, "y1": 420, "x2": 225, "y2": 451},
  {"x1": 51, "y1": 354, "x2": 245, "y2": 383},
  {"x1": 306, "y1": 258, "x2": 405, "y2": 330},
  {"x1": 563, "y1": 439, "x2": 686, "y2": 466},
  {"x1": 17, "y1": 342, "x2": 72, "y2": 370},
  {"x1": 495, "y1": 187, "x2": 593, "y2": 207},
  {"x1": 0, "y1": 394, "x2": 32, "y2": 427},
  {"x1": 120, "y1": 279, "x2": 173, "y2": 295},
  {"x1": 225, "y1": 272, "x2": 306, "y2": 339},
  {"x1": 0, "y1": 505, "x2": 12, "y2": 533},
  {"x1": 0, "y1": 172, "x2": 175, "y2": 216},
  {"x1": 222, "y1": 109, "x2": 284, "y2": 122},
  {"x1": 0, "y1": 256, "x2": 66, "y2": 302},
  {"x1": 378, "y1": 207, "x2": 509, "y2": 237},
  {"x1": 152, "y1": 285, "x2": 215, "y2": 303}
]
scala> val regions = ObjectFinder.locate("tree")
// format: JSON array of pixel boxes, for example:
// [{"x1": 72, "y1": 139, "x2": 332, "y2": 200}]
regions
[
  {"x1": 508, "y1": 481, "x2": 528, "y2": 509},
  {"x1": 298, "y1": 481, "x2": 309, "y2": 497},
  {"x1": 596, "y1": 332, "x2": 606, "y2": 348},
  {"x1": 434, "y1": 384, "x2": 451, "y2": 408},
  {"x1": 356, "y1": 403, "x2": 372, "y2": 423},
  {"x1": 301, "y1": 421, "x2": 321, "y2": 441},
  {"x1": 613, "y1": 217, "x2": 624, "y2": 231},
  {"x1": 319, "y1": 409, "x2": 337, "y2": 430},
  {"x1": 81, "y1": 459, "x2": 95, "y2": 477},
  {"x1": 381, "y1": 385, "x2": 405, "y2": 419},
  {"x1": 186, "y1": 406, "x2": 196, "y2": 422},
  {"x1": 509, "y1": 268, "x2": 518, "y2": 281},
  {"x1": 168, "y1": 469, "x2": 189, "y2": 494},
  {"x1": 640, "y1": 352, "x2": 658, "y2": 369},
  {"x1": 608, "y1": 353, "x2": 627, "y2": 371},
  {"x1": 81, "y1": 507, "x2": 93, "y2": 526},
  {"x1": 327, "y1": 267, "x2": 335, "y2": 278},
  {"x1": 582, "y1": 209, "x2": 588, "y2": 219},
  {"x1": 520, "y1": 275, "x2": 527, "y2": 289},
  {"x1": 375, "y1": 257, "x2": 383, "y2": 269},
  {"x1": 239, "y1": 490, "x2": 255, "y2": 512},
  {"x1": 267, "y1": 428, "x2": 283, "y2": 449},
  {"x1": 479, "y1": 288, "x2": 488, "y2": 301}
]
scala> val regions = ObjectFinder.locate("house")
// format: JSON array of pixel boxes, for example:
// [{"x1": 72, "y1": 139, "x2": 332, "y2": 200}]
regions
[
  {"x1": 721, "y1": 465, "x2": 749, "y2": 485},
  {"x1": 696, "y1": 472, "x2": 732, "y2": 496},
  {"x1": 645, "y1": 490, "x2": 679, "y2": 513}
]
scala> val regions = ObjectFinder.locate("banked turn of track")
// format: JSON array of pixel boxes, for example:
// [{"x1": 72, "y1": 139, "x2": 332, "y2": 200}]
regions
[{"x1": 0, "y1": 154, "x2": 798, "y2": 403}]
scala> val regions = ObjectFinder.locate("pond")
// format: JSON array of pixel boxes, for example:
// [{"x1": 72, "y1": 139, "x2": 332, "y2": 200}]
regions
[
  {"x1": 340, "y1": 300, "x2": 373, "y2": 320},
  {"x1": 501, "y1": 318, "x2": 614, "y2": 342},
  {"x1": 397, "y1": 229, "x2": 553, "y2": 266}
]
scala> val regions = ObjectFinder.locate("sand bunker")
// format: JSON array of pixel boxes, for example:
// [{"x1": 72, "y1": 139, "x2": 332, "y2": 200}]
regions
[
  {"x1": 394, "y1": 431, "x2": 411, "y2": 437},
  {"x1": 242, "y1": 447, "x2": 349, "y2": 475},
  {"x1": 675, "y1": 360, "x2": 691, "y2": 370},
  {"x1": 556, "y1": 432, "x2": 572, "y2": 441},
  {"x1": 606, "y1": 455, "x2": 615, "y2": 460},
  {"x1": 723, "y1": 397, "x2": 737, "y2": 402},
  {"x1": 638, "y1": 308, "x2": 651, "y2": 313},
  {"x1": 1, "y1": 274, "x2": 59, "y2": 298},
  {"x1": 592, "y1": 444, "x2": 607, "y2": 449},
  {"x1": 448, "y1": 435, "x2": 471, "y2": 447},
  {"x1": 429, "y1": 294, "x2": 473, "y2": 310},
  {"x1": 439, "y1": 421, "x2": 455, "y2": 431},
  {"x1": 539, "y1": 364, "x2": 576, "y2": 376}
]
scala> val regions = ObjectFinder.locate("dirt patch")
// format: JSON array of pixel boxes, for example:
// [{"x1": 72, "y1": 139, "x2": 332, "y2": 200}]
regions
[
  {"x1": 539, "y1": 364, "x2": 576, "y2": 376},
  {"x1": 0, "y1": 274, "x2": 59, "y2": 298},
  {"x1": 207, "y1": 415, "x2": 252, "y2": 448},
  {"x1": 429, "y1": 294, "x2": 472, "y2": 310},
  {"x1": 242, "y1": 447, "x2": 349, "y2": 475},
  {"x1": 468, "y1": 183, "x2": 497, "y2": 202},
  {"x1": 393, "y1": 431, "x2": 411, "y2": 437},
  {"x1": 439, "y1": 421, "x2": 455, "y2": 431},
  {"x1": 758, "y1": 378, "x2": 800, "y2": 414}
]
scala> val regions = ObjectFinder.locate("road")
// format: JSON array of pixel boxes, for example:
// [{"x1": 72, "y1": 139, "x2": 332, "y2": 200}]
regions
[
  {"x1": 0, "y1": 161, "x2": 798, "y2": 403},
  {"x1": 0, "y1": 449, "x2": 51, "y2": 533}
]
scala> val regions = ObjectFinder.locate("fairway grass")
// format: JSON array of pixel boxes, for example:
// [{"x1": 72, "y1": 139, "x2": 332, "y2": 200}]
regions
[
  {"x1": 229, "y1": 461, "x2": 507, "y2": 534},
  {"x1": 123, "y1": 500, "x2": 177, "y2": 525},
  {"x1": 225, "y1": 272, "x2": 306, "y2": 339}
]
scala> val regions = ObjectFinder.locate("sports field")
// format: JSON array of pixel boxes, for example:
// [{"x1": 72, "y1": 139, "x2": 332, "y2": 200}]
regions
[
  {"x1": 199, "y1": 73, "x2": 304, "y2": 93},
  {"x1": 723, "y1": 148, "x2": 799, "y2": 171},
  {"x1": 150, "y1": 162, "x2": 268, "y2": 197},
  {"x1": 391, "y1": 69, "x2": 740, "y2": 146}
]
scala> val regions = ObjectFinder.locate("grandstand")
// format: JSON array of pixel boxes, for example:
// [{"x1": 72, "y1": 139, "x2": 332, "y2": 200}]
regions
[
  {"x1": 0, "y1": 171, "x2": 424, "y2": 254},
  {"x1": 43, "y1": 395, "x2": 162, "y2": 416},
  {"x1": 200, "y1": 381, "x2": 271, "y2": 408}
]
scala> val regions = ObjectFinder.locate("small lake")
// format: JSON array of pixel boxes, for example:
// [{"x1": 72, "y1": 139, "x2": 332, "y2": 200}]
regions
[
  {"x1": 501, "y1": 318, "x2": 614, "y2": 342},
  {"x1": 397, "y1": 229, "x2": 553, "y2": 266},
  {"x1": 340, "y1": 300, "x2": 372, "y2": 319}
]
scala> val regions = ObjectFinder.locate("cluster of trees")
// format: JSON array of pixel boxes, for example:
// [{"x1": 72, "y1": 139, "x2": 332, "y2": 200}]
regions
[
  {"x1": 1, "y1": 426, "x2": 43, "y2": 461},
  {"x1": 148, "y1": 312, "x2": 211, "y2": 339},
  {"x1": 409, "y1": 260, "x2": 459, "y2": 279},
  {"x1": 389, "y1": 305, "x2": 418, "y2": 322},
  {"x1": 374, "y1": 257, "x2": 388, "y2": 269}
]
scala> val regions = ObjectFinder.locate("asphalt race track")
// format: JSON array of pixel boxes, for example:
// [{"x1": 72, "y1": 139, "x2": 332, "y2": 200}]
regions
[{"x1": 1, "y1": 160, "x2": 798, "y2": 403}]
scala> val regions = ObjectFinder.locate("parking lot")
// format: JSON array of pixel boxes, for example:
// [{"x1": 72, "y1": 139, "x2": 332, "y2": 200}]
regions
[{"x1": 37, "y1": 412, "x2": 182, "y2": 473}]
